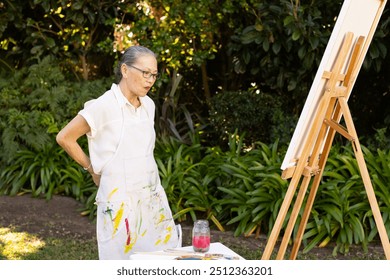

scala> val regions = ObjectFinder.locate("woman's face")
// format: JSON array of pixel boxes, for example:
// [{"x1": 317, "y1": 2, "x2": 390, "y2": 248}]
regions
[{"x1": 121, "y1": 54, "x2": 158, "y2": 98}]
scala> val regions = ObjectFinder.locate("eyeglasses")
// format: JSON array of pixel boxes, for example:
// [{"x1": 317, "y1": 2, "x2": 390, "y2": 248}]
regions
[{"x1": 127, "y1": 65, "x2": 160, "y2": 80}]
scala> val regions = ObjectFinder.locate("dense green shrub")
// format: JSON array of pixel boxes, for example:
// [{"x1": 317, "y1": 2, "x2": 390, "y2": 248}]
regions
[
  {"x1": 303, "y1": 144, "x2": 390, "y2": 255},
  {"x1": 209, "y1": 88, "x2": 296, "y2": 147},
  {"x1": 0, "y1": 56, "x2": 111, "y2": 166}
]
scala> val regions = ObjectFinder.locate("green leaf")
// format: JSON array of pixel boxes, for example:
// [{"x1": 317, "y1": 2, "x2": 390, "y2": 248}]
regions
[
  {"x1": 241, "y1": 26, "x2": 259, "y2": 45},
  {"x1": 292, "y1": 30, "x2": 301, "y2": 41}
]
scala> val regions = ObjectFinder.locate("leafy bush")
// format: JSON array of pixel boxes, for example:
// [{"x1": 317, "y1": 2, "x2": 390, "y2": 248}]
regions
[
  {"x1": 0, "y1": 144, "x2": 95, "y2": 202},
  {"x1": 216, "y1": 136, "x2": 288, "y2": 237},
  {"x1": 303, "y1": 144, "x2": 390, "y2": 255},
  {"x1": 366, "y1": 116, "x2": 390, "y2": 151},
  {"x1": 0, "y1": 56, "x2": 111, "y2": 167},
  {"x1": 209, "y1": 88, "x2": 294, "y2": 147}
]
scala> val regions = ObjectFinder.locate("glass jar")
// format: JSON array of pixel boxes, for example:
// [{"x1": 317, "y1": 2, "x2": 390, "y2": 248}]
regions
[{"x1": 192, "y1": 219, "x2": 210, "y2": 252}]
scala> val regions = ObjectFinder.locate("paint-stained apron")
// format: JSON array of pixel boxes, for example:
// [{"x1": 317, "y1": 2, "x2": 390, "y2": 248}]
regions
[{"x1": 95, "y1": 105, "x2": 180, "y2": 260}]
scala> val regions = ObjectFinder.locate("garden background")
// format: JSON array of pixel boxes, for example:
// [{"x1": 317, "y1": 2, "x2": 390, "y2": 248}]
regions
[{"x1": 1, "y1": 0, "x2": 390, "y2": 259}]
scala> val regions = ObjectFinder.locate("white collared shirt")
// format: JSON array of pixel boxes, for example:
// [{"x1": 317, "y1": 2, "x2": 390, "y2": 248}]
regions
[{"x1": 78, "y1": 83, "x2": 155, "y2": 174}]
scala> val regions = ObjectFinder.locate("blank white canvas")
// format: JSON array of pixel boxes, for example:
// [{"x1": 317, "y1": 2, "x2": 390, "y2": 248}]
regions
[{"x1": 281, "y1": 0, "x2": 386, "y2": 171}]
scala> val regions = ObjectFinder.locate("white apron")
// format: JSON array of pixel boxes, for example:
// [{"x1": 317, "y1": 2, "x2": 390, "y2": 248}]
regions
[{"x1": 95, "y1": 103, "x2": 180, "y2": 260}]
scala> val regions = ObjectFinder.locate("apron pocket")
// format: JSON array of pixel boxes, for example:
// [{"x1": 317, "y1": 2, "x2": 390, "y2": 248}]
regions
[{"x1": 96, "y1": 200, "x2": 130, "y2": 242}]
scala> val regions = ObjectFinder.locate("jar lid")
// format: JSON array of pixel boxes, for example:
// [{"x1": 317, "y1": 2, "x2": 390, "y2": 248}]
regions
[{"x1": 194, "y1": 219, "x2": 209, "y2": 226}]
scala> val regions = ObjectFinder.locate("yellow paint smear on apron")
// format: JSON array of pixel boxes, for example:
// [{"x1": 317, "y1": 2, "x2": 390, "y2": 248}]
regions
[
  {"x1": 107, "y1": 188, "x2": 119, "y2": 201},
  {"x1": 112, "y1": 202, "x2": 124, "y2": 236}
]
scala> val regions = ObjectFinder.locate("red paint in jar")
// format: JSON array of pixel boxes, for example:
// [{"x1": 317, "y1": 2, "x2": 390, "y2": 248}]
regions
[{"x1": 192, "y1": 220, "x2": 210, "y2": 252}]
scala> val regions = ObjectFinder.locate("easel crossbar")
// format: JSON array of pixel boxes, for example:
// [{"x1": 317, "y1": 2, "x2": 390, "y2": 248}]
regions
[{"x1": 323, "y1": 118, "x2": 354, "y2": 141}]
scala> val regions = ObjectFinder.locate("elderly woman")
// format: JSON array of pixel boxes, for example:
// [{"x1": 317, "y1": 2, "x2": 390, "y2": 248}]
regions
[{"x1": 56, "y1": 46, "x2": 181, "y2": 260}]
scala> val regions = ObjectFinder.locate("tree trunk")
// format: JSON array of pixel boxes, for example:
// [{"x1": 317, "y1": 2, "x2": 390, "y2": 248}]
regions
[{"x1": 80, "y1": 54, "x2": 89, "y2": 81}]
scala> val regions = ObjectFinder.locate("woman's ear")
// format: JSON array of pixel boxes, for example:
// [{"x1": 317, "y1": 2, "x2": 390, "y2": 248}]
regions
[{"x1": 121, "y1": 64, "x2": 128, "y2": 78}]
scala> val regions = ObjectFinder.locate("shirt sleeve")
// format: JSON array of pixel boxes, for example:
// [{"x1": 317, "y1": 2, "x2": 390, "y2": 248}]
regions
[{"x1": 78, "y1": 99, "x2": 98, "y2": 138}]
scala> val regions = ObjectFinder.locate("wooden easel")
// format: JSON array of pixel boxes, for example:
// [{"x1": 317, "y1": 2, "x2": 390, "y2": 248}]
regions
[{"x1": 261, "y1": 31, "x2": 390, "y2": 260}]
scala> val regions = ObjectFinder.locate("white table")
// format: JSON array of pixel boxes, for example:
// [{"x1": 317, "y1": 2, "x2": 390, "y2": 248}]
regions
[{"x1": 130, "y1": 242, "x2": 245, "y2": 260}]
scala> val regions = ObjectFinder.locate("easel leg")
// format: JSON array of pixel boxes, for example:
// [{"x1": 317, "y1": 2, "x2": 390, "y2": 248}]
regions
[
  {"x1": 261, "y1": 176, "x2": 301, "y2": 259},
  {"x1": 339, "y1": 97, "x2": 390, "y2": 259},
  {"x1": 277, "y1": 176, "x2": 311, "y2": 259},
  {"x1": 289, "y1": 173, "x2": 322, "y2": 259}
]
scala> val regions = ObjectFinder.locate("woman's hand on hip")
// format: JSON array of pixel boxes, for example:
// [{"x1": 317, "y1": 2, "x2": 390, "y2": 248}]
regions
[{"x1": 91, "y1": 173, "x2": 101, "y2": 187}]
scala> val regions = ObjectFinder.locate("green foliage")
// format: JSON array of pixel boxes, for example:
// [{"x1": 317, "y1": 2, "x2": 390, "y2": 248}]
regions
[
  {"x1": 362, "y1": 146, "x2": 390, "y2": 238},
  {"x1": 366, "y1": 116, "x2": 390, "y2": 151},
  {"x1": 0, "y1": 0, "x2": 123, "y2": 79},
  {"x1": 301, "y1": 144, "x2": 390, "y2": 256},
  {"x1": 226, "y1": 0, "x2": 338, "y2": 97},
  {"x1": 225, "y1": 0, "x2": 389, "y2": 133},
  {"x1": 0, "y1": 144, "x2": 95, "y2": 202},
  {"x1": 217, "y1": 137, "x2": 288, "y2": 237},
  {"x1": 0, "y1": 56, "x2": 64, "y2": 163},
  {"x1": 125, "y1": 0, "x2": 220, "y2": 70},
  {"x1": 209, "y1": 88, "x2": 296, "y2": 146},
  {"x1": 151, "y1": 71, "x2": 206, "y2": 146},
  {"x1": 2, "y1": 0, "x2": 389, "y2": 142},
  {"x1": 0, "y1": 56, "x2": 110, "y2": 166}
]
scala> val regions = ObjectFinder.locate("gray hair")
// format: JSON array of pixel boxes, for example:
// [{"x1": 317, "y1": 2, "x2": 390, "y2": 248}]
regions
[{"x1": 115, "y1": 45, "x2": 157, "y2": 82}]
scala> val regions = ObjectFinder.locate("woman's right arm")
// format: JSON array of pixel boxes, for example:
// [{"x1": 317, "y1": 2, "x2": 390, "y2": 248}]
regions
[{"x1": 56, "y1": 115, "x2": 100, "y2": 186}]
